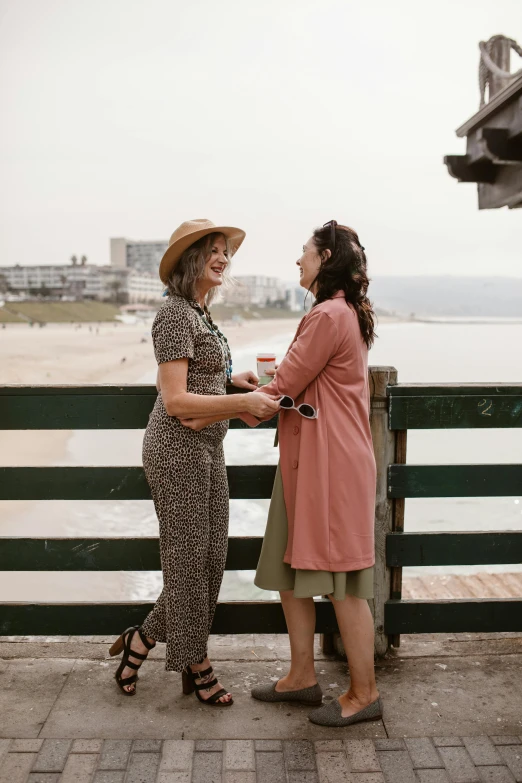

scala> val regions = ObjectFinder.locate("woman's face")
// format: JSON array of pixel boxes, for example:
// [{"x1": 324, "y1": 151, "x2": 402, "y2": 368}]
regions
[
  {"x1": 296, "y1": 236, "x2": 325, "y2": 292},
  {"x1": 200, "y1": 234, "x2": 229, "y2": 291}
]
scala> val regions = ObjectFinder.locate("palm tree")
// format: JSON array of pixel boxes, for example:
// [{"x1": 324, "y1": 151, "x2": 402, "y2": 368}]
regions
[
  {"x1": 70, "y1": 255, "x2": 78, "y2": 266},
  {"x1": 80, "y1": 255, "x2": 87, "y2": 266}
]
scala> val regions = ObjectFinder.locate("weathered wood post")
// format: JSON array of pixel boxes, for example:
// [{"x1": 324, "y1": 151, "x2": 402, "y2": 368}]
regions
[
  {"x1": 370, "y1": 366, "x2": 399, "y2": 656},
  {"x1": 321, "y1": 366, "x2": 399, "y2": 658},
  {"x1": 488, "y1": 37, "x2": 512, "y2": 98}
]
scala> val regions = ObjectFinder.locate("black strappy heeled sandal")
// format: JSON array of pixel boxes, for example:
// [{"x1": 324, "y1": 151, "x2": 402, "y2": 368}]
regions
[
  {"x1": 182, "y1": 663, "x2": 234, "y2": 707},
  {"x1": 109, "y1": 625, "x2": 155, "y2": 695}
]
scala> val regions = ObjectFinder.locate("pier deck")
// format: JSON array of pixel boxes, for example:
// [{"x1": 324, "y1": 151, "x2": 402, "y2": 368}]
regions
[
  {"x1": 402, "y1": 572, "x2": 522, "y2": 600},
  {"x1": 1, "y1": 632, "x2": 521, "y2": 782}
]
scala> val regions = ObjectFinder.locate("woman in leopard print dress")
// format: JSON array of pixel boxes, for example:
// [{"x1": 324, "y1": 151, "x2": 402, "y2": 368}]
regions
[{"x1": 109, "y1": 220, "x2": 280, "y2": 706}]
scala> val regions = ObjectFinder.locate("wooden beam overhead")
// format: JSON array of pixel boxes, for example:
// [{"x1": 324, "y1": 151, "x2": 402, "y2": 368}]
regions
[{"x1": 444, "y1": 155, "x2": 497, "y2": 184}]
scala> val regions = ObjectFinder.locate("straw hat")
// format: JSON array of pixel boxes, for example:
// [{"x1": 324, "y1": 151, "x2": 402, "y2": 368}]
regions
[{"x1": 159, "y1": 219, "x2": 246, "y2": 284}]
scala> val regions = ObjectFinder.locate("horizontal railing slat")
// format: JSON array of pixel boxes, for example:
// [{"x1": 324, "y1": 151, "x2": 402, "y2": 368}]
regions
[
  {"x1": 386, "y1": 531, "x2": 522, "y2": 566},
  {"x1": 0, "y1": 385, "x2": 157, "y2": 396},
  {"x1": 7, "y1": 465, "x2": 520, "y2": 501},
  {"x1": 0, "y1": 536, "x2": 263, "y2": 571},
  {"x1": 0, "y1": 385, "x2": 276, "y2": 429},
  {"x1": 4, "y1": 532, "x2": 521, "y2": 571},
  {"x1": 4, "y1": 384, "x2": 522, "y2": 431},
  {"x1": 0, "y1": 600, "x2": 338, "y2": 636},
  {"x1": 388, "y1": 384, "x2": 522, "y2": 397},
  {"x1": 388, "y1": 384, "x2": 522, "y2": 430},
  {"x1": 388, "y1": 464, "x2": 522, "y2": 497},
  {"x1": 385, "y1": 598, "x2": 522, "y2": 634},
  {"x1": 389, "y1": 396, "x2": 522, "y2": 430},
  {"x1": 0, "y1": 466, "x2": 277, "y2": 500}
]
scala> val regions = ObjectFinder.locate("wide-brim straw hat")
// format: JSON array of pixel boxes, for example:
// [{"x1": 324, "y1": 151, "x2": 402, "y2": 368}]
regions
[{"x1": 159, "y1": 219, "x2": 246, "y2": 284}]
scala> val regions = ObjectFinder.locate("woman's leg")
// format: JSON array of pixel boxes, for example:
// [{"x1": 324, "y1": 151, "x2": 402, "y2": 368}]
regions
[
  {"x1": 329, "y1": 594, "x2": 379, "y2": 716},
  {"x1": 188, "y1": 444, "x2": 231, "y2": 704},
  {"x1": 140, "y1": 444, "x2": 213, "y2": 674},
  {"x1": 116, "y1": 475, "x2": 164, "y2": 693},
  {"x1": 276, "y1": 590, "x2": 317, "y2": 691}
]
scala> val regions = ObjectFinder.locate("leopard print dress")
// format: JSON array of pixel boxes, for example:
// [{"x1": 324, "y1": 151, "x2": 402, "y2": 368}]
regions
[{"x1": 140, "y1": 294, "x2": 230, "y2": 672}]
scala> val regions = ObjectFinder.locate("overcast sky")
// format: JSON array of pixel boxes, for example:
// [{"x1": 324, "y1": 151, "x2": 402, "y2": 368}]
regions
[{"x1": 0, "y1": 0, "x2": 520, "y2": 279}]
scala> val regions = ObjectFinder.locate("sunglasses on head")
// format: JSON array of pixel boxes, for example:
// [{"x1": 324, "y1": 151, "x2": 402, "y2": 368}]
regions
[
  {"x1": 322, "y1": 219, "x2": 365, "y2": 253},
  {"x1": 323, "y1": 219, "x2": 338, "y2": 250},
  {"x1": 279, "y1": 395, "x2": 318, "y2": 419}
]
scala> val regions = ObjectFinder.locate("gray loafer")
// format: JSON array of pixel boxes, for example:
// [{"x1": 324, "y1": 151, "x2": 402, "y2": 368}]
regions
[
  {"x1": 251, "y1": 681, "x2": 323, "y2": 707},
  {"x1": 309, "y1": 696, "x2": 383, "y2": 727}
]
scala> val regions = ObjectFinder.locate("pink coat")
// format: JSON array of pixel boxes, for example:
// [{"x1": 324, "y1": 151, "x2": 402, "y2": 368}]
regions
[{"x1": 242, "y1": 291, "x2": 376, "y2": 571}]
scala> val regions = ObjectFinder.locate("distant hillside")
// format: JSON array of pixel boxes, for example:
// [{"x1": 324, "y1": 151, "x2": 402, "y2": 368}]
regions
[{"x1": 370, "y1": 277, "x2": 522, "y2": 318}]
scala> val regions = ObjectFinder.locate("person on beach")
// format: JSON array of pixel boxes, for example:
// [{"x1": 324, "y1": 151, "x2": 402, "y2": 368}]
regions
[
  {"x1": 109, "y1": 219, "x2": 280, "y2": 706},
  {"x1": 245, "y1": 221, "x2": 381, "y2": 727}
]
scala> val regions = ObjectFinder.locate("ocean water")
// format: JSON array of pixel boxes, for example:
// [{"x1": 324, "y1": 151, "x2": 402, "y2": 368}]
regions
[{"x1": 2, "y1": 321, "x2": 522, "y2": 603}]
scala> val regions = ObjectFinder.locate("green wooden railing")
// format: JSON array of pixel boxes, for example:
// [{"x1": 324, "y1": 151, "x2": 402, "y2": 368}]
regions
[
  {"x1": 0, "y1": 384, "x2": 336, "y2": 637},
  {"x1": 1, "y1": 380, "x2": 521, "y2": 643},
  {"x1": 386, "y1": 383, "x2": 522, "y2": 639}
]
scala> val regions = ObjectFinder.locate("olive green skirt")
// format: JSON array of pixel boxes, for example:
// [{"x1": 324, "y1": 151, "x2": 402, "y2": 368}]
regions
[{"x1": 254, "y1": 463, "x2": 374, "y2": 601}]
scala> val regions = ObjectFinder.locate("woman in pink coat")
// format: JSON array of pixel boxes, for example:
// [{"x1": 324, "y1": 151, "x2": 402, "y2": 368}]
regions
[{"x1": 246, "y1": 221, "x2": 381, "y2": 727}]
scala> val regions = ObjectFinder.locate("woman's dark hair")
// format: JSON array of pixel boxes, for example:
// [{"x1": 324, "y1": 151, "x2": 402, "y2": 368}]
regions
[{"x1": 311, "y1": 223, "x2": 376, "y2": 348}]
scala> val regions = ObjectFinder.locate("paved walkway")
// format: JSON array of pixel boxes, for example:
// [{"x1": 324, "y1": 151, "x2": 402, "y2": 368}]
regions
[
  {"x1": 1, "y1": 633, "x2": 521, "y2": 782},
  {"x1": 1, "y1": 735, "x2": 522, "y2": 782}
]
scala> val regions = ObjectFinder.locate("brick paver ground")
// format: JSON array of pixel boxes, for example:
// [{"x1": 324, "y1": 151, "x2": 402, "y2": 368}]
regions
[{"x1": 1, "y1": 736, "x2": 521, "y2": 783}]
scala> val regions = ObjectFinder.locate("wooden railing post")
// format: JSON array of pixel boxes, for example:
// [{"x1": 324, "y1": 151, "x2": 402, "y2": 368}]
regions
[
  {"x1": 370, "y1": 366, "x2": 398, "y2": 656},
  {"x1": 321, "y1": 366, "x2": 398, "y2": 659}
]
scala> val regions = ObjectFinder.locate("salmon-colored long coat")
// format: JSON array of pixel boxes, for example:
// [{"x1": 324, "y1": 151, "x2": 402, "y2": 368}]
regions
[{"x1": 241, "y1": 291, "x2": 376, "y2": 572}]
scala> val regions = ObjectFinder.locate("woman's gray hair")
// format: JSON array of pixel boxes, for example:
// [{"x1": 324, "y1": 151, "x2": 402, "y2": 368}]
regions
[{"x1": 165, "y1": 232, "x2": 232, "y2": 306}]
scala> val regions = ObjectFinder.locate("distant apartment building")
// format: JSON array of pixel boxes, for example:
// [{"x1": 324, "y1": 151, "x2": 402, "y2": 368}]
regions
[
  {"x1": 285, "y1": 286, "x2": 306, "y2": 312},
  {"x1": 110, "y1": 238, "x2": 168, "y2": 275},
  {"x1": 125, "y1": 271, "x2": 164, "y2": 304},
  {"x1": 0, "y1": 264, "x2": 163, "y2": 304},
  {"x1": 1, "y1": 265, "x2": 68, "y2": 294},
  {"x1": 222, "y1": 275, "x2": 287, "y2": 308}
]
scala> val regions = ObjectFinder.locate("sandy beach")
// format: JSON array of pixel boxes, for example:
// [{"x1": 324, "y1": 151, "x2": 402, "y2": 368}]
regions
[
  {"x1": 0, "y1": 318, "x2": 300, "y2": 468},
  {"x1": 1, "y1": 318, "x2": 300, "y2": 386}
]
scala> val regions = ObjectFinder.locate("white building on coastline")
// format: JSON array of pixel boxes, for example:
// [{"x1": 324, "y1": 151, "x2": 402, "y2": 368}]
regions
[
  {"x1": 0, "y1": 237, "x2": 305, "y2": 310},
  {"x1": 219, "y1": 276, "x2": 306, "y2": 312},
  {"x1": 285, "y1": 286, "x2": 307, "y2": 312},
  {"x1": 0, "y1": 264, "x2": 163, "y2": 304},
  {"x1": 109, "y1": 238, "x2": 306, "y2": 311},
  {"x1": 221, "y1": 276, "x2": 287, "y2": 308}
]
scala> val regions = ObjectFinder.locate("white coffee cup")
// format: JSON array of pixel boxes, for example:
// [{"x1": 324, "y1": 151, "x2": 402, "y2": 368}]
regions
[{"x1": 257, "y1": 353, "x2": 276, "y2": 385}]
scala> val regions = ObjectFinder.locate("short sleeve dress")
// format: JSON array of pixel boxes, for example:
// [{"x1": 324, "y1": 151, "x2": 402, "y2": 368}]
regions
[{"x1": 140, "y1": 294, "x2": 231, "y2": 672}]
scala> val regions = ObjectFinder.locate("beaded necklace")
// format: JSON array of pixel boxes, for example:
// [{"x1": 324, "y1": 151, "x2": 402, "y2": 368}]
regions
[{"x1": 189, "y1": 300, "x2": 233, "y2": 384}]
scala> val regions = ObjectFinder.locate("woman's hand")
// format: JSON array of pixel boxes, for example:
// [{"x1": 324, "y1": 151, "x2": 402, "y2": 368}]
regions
[
  {"x1": 265, "y1": 363, "x2": 280, "y2": 378},
  {"x1": 244, "y1": 392, "x2": 280, "y2": 419},
  {"x1": 231, "y1": 370, "x2": 259, "y2": 390}
]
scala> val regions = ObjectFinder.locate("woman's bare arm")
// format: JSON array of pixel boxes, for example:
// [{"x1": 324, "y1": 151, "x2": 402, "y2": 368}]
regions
[
  {"x1": 159, "y1": 359, "x2": 279, "y2": 419},
  {"x1": 179, "y1": 412, "x2": 239, "y2": 430}
]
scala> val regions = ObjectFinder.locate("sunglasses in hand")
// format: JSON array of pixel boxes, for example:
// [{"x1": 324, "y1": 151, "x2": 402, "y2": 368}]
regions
[{"x1": 278, "y1": 395, "x2": 318, "y2": 419}]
